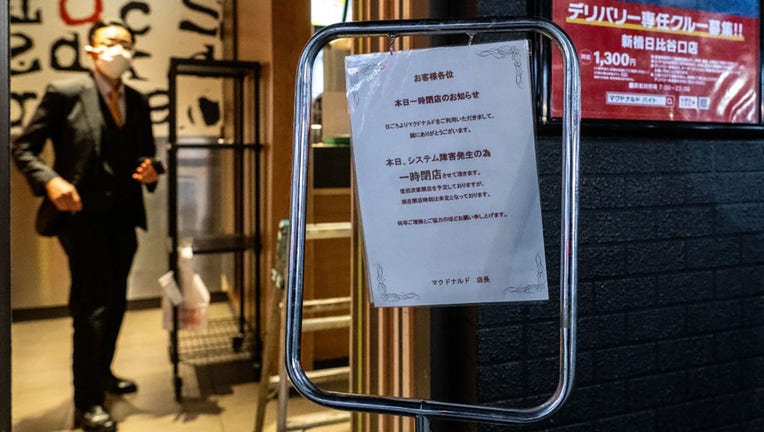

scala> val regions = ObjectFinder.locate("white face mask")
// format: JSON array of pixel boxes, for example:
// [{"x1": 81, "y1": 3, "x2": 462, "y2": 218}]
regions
[{"x1": 92, "y1": 44, "x2": 133, "y2": 80}]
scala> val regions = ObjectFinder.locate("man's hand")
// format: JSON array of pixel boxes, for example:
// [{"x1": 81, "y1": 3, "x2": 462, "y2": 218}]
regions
[
  {"x1": 132, "y1": 158, "x2": 158, "y2": 184},
  {"x1": 46, "y1": 177, "x2": 82, "y2": 212}
]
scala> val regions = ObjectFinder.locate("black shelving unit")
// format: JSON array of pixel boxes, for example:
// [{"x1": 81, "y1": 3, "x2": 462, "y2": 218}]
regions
[{"x1": 167, "y1": 58, "x2": 262, "y2": 401}]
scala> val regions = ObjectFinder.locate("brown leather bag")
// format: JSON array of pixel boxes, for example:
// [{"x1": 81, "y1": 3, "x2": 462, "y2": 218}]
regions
[{"x1": 35, "y1": 197, "x2": 69, "y2": 237}]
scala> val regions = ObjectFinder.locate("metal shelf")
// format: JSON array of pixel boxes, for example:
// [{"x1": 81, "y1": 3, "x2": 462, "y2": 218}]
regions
[
  {"x1": 177, "y1": 317, "x2": 256, "y2": 365},
  {"x1": 179, "y1": 234, "x2": 259, "y2": 254},
  {"x1": 167, "y1": 58, "x2": 263, "y2": 402}
]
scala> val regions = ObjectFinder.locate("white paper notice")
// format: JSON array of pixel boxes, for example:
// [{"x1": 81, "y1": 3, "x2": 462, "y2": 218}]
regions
[{"x1": 345, "y1": 40, "x2": 548, "y2": 307}]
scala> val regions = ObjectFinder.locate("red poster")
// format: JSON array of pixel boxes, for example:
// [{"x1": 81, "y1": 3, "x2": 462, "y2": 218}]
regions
[{"x1": 551, "y1": 1, "x2": 760, "y2": 123}]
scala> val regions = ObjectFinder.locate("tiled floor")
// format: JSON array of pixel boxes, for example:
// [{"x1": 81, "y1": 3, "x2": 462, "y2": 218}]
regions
[{"x1": 12, "y1": 303, "x2": 351, "y2": 432}]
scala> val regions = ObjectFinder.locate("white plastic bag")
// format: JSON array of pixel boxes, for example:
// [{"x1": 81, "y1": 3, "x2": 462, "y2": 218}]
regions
[{"x1": 161, "y1": 244, "x2": 211, "y2": 332}]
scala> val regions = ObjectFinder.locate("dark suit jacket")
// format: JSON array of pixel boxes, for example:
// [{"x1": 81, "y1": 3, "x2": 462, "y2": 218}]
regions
[{"x1": 12, "y1": 74, "x2": 157, "y2": 234}]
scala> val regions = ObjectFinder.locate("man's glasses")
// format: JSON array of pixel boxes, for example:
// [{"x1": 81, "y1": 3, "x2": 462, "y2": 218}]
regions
[{"x1": 97, "y1": 37, "x2": 133, "y2": 51}]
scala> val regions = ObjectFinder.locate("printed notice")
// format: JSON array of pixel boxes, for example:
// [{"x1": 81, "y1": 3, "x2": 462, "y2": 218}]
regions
[
  {"x1": 551, "y1": 0, "x2": 760, "y2": 123},
  {"x1": 345, "y1": 40, "x2": 548, "y2": 307}
]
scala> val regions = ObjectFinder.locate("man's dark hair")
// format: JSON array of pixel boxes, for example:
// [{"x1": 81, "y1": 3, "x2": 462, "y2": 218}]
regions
[{"x1": 87, "y1": 19, "x2": 135, "y2": 46}]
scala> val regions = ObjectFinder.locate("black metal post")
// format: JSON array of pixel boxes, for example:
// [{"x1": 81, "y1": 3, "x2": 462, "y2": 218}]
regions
[
  {"x1": 252, "y1": 65, "x2": 263, "y2": 372},
  {"x1": 167, "y1": 60, "x2": 182, "y2": 401},
  {"x1": 1, "y1": 2, "x2": 13, "y2": 430}
]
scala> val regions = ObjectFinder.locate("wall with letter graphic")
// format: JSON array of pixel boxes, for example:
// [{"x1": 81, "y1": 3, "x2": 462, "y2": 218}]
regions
[{"x1": 10, "y1": 0, "x2": 224, "y2": 138}]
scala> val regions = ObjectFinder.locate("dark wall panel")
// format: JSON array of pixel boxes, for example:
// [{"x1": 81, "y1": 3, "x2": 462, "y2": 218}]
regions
[{"x1": 427, "y1": 1, "x2": 764, "y2": 431}]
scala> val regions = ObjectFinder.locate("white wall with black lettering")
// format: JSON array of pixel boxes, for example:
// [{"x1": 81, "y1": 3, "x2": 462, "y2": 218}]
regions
[{"x1": 10, "y1": 0, "x2": 224, "y2": 137}]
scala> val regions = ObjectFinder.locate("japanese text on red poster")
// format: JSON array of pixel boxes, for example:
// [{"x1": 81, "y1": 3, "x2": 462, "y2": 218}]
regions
[
  {"x1": 552, "y1": 0, "x2": 760, "y2": 123},
  {"x1": 345, "y1": 40, "x2": 549, "y2": 307}
]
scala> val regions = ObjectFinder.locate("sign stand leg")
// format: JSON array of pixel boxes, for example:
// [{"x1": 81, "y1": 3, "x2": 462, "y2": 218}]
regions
[{"x1": 416, "y1": 415, "x2": 430, "y2": 431}]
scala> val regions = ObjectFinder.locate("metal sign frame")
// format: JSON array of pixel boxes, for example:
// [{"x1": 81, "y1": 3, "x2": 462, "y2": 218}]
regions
[{"x1": 286, "y1": 17, "x2": 580, "y2": 428}]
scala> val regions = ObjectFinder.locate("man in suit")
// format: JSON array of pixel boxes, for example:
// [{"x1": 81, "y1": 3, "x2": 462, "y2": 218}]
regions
[{"x1": 12, "y1": 19, "x2": 161, "y2": 432}]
